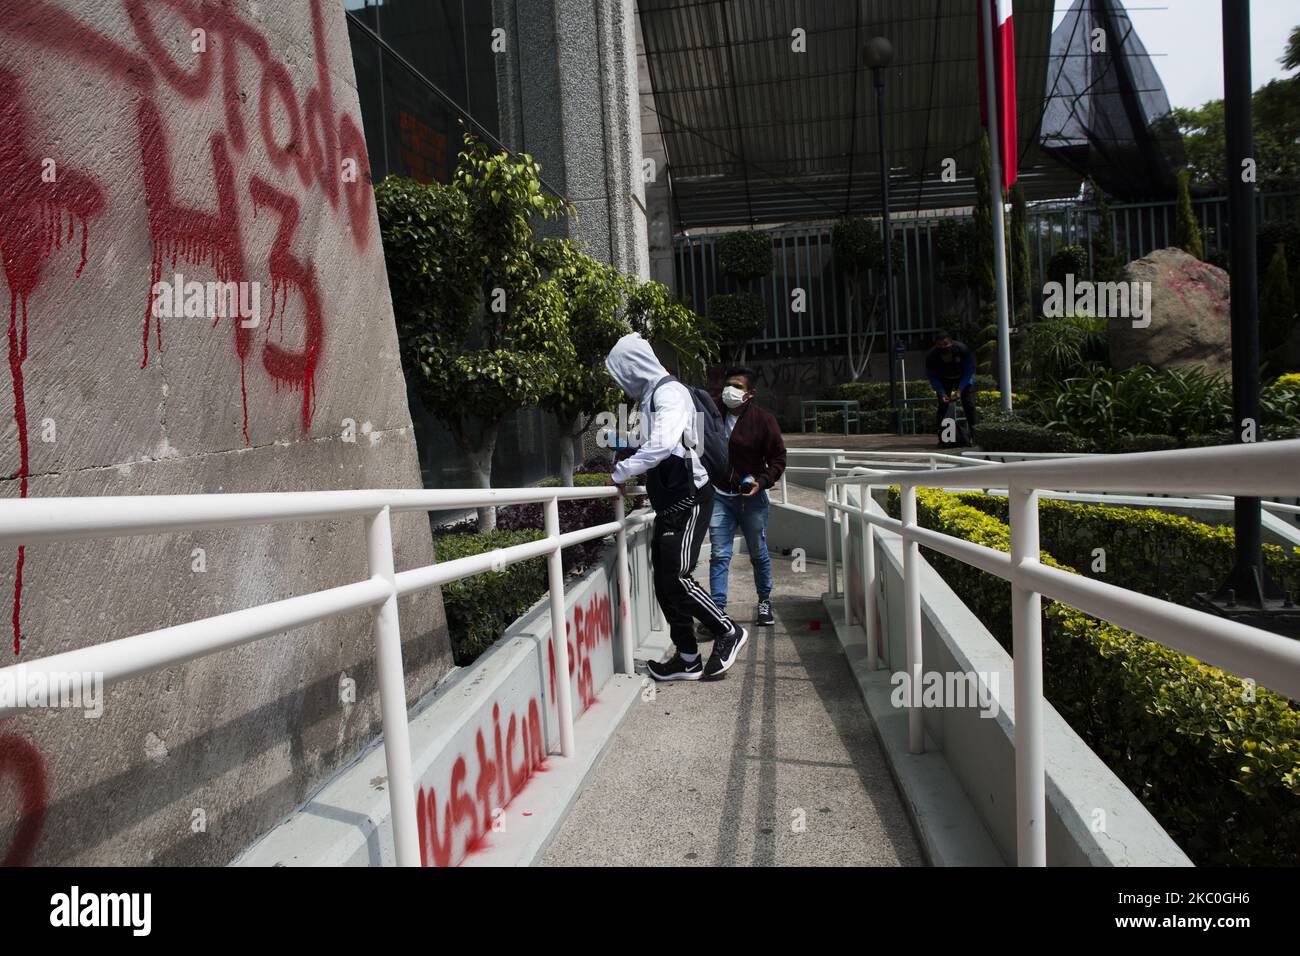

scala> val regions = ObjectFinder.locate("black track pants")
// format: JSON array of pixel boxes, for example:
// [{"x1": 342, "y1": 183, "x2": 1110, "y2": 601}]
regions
[{"x1": 651, "y1": 485, "x2": 735, "y2": 656}]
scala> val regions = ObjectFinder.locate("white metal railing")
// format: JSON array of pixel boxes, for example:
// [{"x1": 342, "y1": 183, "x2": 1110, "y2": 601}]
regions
[
  {"x1": 0, "y1": 483, "x2": 650, "y2": 868},
  {"x1": 821, "y1": 439, "x2": 1300, "y2": 867}
]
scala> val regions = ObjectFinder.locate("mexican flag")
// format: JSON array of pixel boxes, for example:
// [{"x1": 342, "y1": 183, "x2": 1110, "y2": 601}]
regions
[{"x1": 979, "y1": 0, "x2": 1019, "y2": 191}]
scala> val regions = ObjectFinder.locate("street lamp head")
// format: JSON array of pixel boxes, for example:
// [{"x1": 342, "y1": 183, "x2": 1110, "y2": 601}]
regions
[{"x1": 863, "y1": 36, "x2": 893, "y2": 70}]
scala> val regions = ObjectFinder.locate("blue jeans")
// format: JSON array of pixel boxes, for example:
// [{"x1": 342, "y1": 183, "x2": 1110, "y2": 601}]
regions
[{"x1": 708, "y1": 489, "x2": 772, "y2": 611}]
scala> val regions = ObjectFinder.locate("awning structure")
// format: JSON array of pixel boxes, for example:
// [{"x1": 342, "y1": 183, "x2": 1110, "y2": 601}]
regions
[{"x1": 639, "y1": 0, "x2": 1084, "y2": 230}]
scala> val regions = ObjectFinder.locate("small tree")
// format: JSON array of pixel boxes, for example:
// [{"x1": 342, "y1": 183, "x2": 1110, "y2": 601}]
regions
[
  {"x1": 535, "y1": 238, "x2": 633, "y2": 486},
  {"x1": 971, "y1": 135, "x2": 999, "y2": 373},
  {"x1": 712, "y1": 230, "x2": 772, "y2": 361},
  {"x1": 1088, "y1": 178, "x2": 1125, "y2": 285},
  {"x1": 1261, "y1": 243, "x2": 1297, "y2": 356},
  {"x1": 1174, "y1": 168, "x2": 1204, "y2": 261},
  {"x1": 1009, "y1": 183, "x2": 1031, "y2": 327},
  {"x1": 706, "y1": 292, "x2": 767, "y2": 363},
  {"x1": 832, "y1": 215, "x2": 900, "y2": 380},
  {"x1": 375, "y1": 134, "x2": 569, "y2": 531}
]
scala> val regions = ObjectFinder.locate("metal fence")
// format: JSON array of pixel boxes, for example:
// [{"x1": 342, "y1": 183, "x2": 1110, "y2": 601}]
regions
[{"x1": 674, "y1": 192, "x2": 1300, "y2": 356}]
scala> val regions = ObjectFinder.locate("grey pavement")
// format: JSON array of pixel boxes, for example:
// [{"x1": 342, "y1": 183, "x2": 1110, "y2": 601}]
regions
[{"x1": 541, "y1": 535, "x2": 924, "y2": 867}]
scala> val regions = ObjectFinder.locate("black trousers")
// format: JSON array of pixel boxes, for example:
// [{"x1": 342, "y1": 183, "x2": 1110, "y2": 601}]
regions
[
  {"x1": 651, "y1": 485, "x2": 735, "y2": 655},
  {"x1": 934, "y1": 384, "x2": 978, "y2": 437}
]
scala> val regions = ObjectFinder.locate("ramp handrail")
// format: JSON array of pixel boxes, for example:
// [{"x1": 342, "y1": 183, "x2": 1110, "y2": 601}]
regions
[
  {"x1": 0, "y1": 483, "x2": 648, "y2": 867},
  {"x1": 822, "y1": 439, "x2": 1300, "y2": 866}
]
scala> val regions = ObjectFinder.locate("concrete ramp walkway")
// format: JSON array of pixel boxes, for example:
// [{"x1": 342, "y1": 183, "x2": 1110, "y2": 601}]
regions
[{"x1": 543, "y1": 543, "x2": 923, "y2": 867}]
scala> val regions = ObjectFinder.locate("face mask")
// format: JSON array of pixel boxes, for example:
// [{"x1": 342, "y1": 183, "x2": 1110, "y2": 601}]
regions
[{"x1": 722, "y1": 386, "x2": 747, "y2": 409}]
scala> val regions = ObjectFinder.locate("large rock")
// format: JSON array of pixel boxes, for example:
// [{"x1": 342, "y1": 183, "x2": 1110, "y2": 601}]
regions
[{"x1": 1110, "y1": 248, "x2": 1232, "y2": 374}]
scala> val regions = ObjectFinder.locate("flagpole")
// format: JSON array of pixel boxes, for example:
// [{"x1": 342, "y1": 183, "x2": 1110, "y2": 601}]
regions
[{"x1": 980, "y1": 0, "x2": 1014, "y2": 414}]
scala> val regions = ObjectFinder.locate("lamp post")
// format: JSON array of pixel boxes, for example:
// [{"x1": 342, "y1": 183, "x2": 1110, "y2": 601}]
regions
[
  {"x1": 865, "y1": 36, "x2": 899, "y2": 432},
  {"x1": 1199, "y1": 0, "x2": 1295, "y2": 633}
]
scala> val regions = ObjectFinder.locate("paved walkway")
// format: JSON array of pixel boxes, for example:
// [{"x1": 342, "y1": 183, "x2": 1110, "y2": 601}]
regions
[{"x1": 542, "y1": 541, "x2": 923, "y2": 867}]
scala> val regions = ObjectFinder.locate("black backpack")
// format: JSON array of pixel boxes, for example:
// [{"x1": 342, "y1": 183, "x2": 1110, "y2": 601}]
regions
[{"x1": 649, "y1": 375, "x2": 731, "y2": 488}]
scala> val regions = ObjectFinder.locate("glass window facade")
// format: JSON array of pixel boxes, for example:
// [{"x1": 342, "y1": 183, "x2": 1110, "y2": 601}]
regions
[{"x1": 344, "y1": 1, "x2": 567, "y2": 497}]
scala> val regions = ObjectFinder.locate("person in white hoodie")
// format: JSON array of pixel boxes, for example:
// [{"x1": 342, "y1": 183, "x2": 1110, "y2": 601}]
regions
[{"x1": 605, "y1": 333, "x2": 749, "y2": 681}]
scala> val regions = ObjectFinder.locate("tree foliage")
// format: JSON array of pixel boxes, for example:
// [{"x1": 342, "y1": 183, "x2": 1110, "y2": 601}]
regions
[
  {"x1": 716, "y1": 229, "x2": 774, "y2": 282},
  {"x1": 1174, "y1": 168, "x2": 1204, "y2": 261},
  {"x1": 625, "y1": 281, "x2": 718, "y2": 384}
]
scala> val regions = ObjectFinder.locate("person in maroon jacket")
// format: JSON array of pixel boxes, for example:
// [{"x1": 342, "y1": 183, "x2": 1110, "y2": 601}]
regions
[{"x1": 706, "y1": 366, "x2": 787, "y2": 627}]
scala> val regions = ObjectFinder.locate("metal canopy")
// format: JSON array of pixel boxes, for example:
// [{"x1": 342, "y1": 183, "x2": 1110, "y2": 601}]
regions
[{"x1": 639, "y1": 0, "x2": 1082, "y2": 230}]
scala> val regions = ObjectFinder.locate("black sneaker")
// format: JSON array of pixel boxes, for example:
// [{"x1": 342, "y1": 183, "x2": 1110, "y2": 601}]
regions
[
  {"x1": 756, "y1": 601, "x2": 775, "y2": 627},
  {"x1": 647, "y1": 653, "x2": 704, "y2": 681},
  {"x1": 695, "y1": 622, "x2": 718, "y2": 642},
  {"x1": 703, "y1": 626, "x2": 749, "y2": 680}
]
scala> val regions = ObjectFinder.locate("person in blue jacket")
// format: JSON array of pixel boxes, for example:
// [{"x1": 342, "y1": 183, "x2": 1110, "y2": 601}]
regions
[{"x1": 923, "y1": 331, "x2": 977, "y2": 443}]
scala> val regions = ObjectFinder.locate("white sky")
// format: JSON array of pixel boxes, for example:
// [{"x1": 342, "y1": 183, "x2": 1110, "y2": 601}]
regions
[{"x1": 1051, "y1": 0, "x2": 1298, "y2": 109}]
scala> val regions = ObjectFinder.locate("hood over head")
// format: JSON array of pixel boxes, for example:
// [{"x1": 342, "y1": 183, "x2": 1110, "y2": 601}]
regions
[{"x1": 605, "y1": 332, "x2": 669, "y2": 404}]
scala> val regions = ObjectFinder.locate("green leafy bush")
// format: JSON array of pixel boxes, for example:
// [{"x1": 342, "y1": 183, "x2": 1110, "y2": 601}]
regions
[
  {"x1": 837, "y1": 375, "x2": 997, "y2": 411},
  {"x1": 433, "y1": 530, "x2": 547, "y2": 665},
  {"x1": 832, "y1": 217, "x2": 904, "y2": 276},
  {"x1": 1046, "y1": 244, "x2": 1090, "y2": 288},
  {"x1": 1016, "y1": 315, "x2": 1108, "y2": 382},
  {"x1": 952, "y1": 492, "x2": 1300, "y2": 607},
  {"x1": 976, "y1": 413, "x2": 1085, "y2": 453},
  {"x1": 716, "y1": 230, "x2": 773, "y2": 281},
  {"x1": 707, "y1": 292, "x2": 767, "y2": 350},
  {"x1": 976, "y1": 390, "x2": 1029, "y2": 408},
  {"x1": 1042, "y1": 365, "x2": 1233, "y2": 449},
  {"x1": 887, "y1": 488, "x2": 1300, "y2": 865}
]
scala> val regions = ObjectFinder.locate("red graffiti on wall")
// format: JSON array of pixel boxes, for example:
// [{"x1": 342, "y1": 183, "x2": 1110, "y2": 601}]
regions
[
  {"x1": 416, "y1": 699, "x2": 546, "y2": 868},
  {"x1": 0, "y1": 70, "x2": 107, "y2": 655},
  {"x1": 0, "y1": 733, "x2": 48, "y2": 866},
  {"x1": 0, "y1": 0, "x2": 375, "y2": 653}
]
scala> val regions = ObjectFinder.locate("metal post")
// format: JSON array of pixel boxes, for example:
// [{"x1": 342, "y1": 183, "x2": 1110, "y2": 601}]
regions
[
  {"x1": 841, "y1": 488, "x2": 852, "y2": 625},
  {"x1": 875, "y1": 67, "x2": 900, "y2": 431},
  {"x1": 365, "y1": 506, "x2": 421, "y2": 867},
  {"x1": 545, "y1": 497, "x2": 576, "y2": 757},
  {"x1": 980, "y1": 0, "x2": 1014, "y2": 413},
  {"x1": 614, "y1": 492, "x2": 635, "y2": 676},
  {"x1": 900, "y1": 484, "x2": 923, "y2": 754},
  {"x1": 1009, "y1": 487, "x2": 1047, "y2": 866},
  {"x1": 861, "y1": 480, "x2": 879, "y2": 672},
  {"x1": 781, "y1": 471, "x2": 788, "y2": 505},
  {"x1": 1213, "y1": 0, "x2": 1281, "y2": 610},
  {"x1": 825, "y1": 482, "x2": 838, "y2": 598}
]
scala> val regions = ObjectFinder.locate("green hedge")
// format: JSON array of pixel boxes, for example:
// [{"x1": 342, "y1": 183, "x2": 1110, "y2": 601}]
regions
[
  {"x1": 976, "y1": 414, "x2": 1085, "y2": 453},
  {"x1": 433, "y1": 530, "x2": 547, "y2": 665},
  {"x1": 886, "y1": 487, "x2": 1300, "y2": 866},
  {"x1": 836, "y1": 375, "x2": 997, "y2": 410},
  {"x1": 952, "y1": 493, "x2": 1300, "y2": 608}
]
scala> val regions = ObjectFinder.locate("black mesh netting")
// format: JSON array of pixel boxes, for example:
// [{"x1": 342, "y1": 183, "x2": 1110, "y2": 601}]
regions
[{"x1": 1040, "y1": 0, "x2": 1186, "y2": 200}]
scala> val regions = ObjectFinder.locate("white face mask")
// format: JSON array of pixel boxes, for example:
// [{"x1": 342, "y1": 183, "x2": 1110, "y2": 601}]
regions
[{"x1": 722, "y1": 385, "x2": 747, "y2": 409}]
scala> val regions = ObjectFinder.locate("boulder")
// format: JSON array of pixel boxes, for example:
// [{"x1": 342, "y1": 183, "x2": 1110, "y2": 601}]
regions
[{"x1": 1109, "y1": 248, "x2": 1232, "y2": 374}]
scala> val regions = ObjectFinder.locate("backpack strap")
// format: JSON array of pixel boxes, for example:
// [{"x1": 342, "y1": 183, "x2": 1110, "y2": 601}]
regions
[{"x1": 646, "y1": 374, "x2": 697, "y2": 454}]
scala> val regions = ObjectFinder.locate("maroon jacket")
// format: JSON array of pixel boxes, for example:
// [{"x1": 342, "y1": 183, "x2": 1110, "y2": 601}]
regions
[{"x1": 713, "y1": 396, "x2": 787, "y2": 494}]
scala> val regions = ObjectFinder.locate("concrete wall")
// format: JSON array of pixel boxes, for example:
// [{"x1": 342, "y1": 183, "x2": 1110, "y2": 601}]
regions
[
  {"x1": 0, "y1": 0, "x2": 451, "y2": 865},
  {"x1": 840, "y1": 489, "x2": 1191, "y2": 865},
  {"x1": 501, "y1": 0, "x2": 649, "y2": 279},
  {"x1": 237, "y1": 518, "x2": 656, "y2": 867}
]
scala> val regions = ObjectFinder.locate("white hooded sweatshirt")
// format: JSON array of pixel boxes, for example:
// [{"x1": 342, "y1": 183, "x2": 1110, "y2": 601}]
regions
[{"x1": 604, "y1": 333, "x2": 708, "y2": 496}]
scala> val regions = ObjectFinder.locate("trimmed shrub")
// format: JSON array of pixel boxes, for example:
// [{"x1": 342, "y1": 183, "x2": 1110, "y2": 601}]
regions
[
  {"x1": 707, "y1": 292, "x2": 767, "y2": 349},
  {"x1": 1046, "y1": 244, "x2": 1090, "y2": 288},
  {"x1": 837, "y1": 375, "x2": 996, "y2": 411},
  {"x1": 976, "y1": 390, "x2": 1029, "y2": 409},
  {"x1": 976, "y1": 413, "x2": 1085, "y2": 453},
  {"x1": 887, "y1": 487, "x2": 1300, "y2": 866},
  {"x1": 433, "y1": 529, "x2": 547, "y2": 665},
  {"x1": 952, "y1": 492, "x2": 1300, "y2": 607},
  {"x1": 716, "y1": 229, "x2": 773, "y2": 281}
]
